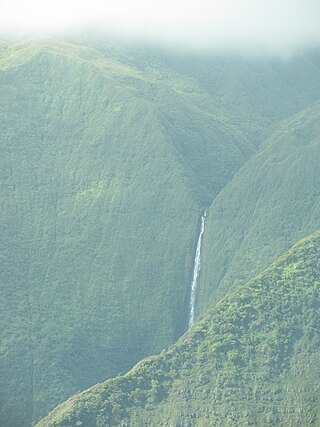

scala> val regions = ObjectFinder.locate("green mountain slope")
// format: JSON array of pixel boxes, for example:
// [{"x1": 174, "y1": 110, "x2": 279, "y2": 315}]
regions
[
  {"x1": 197, "y1": 101, "x2": 320, "y2": 315},
  {"x1": 159, "y1": 49, "x2": 320, "y2": 144},
  {"x1": 1, "y1": 38, "x2": 320, "y2": 426},
  {"x1": 0, "y1": 39, "x2": 253, "y2": 426},
  {"x1": 37, "y1": 231, "x2": 320, "y2": 426}
]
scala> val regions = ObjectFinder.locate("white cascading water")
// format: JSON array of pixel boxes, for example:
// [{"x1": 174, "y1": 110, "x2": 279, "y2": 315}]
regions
[{"x1": 188, "y1": 209, "x2": 207, "y2": 330}]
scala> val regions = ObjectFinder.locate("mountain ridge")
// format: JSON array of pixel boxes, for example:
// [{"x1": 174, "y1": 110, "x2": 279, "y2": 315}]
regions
[
  {"x1": 37, "y1": 230, "x2": 320, "y2": 426},
  {"x1": 197, "y1": 99, "x2": 320, "y2": 316}
]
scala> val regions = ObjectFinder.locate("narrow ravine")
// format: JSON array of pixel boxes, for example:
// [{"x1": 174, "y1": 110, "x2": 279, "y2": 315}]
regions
[{"x1": 188, "y1": 209, "x2": 207, "y2": 330}]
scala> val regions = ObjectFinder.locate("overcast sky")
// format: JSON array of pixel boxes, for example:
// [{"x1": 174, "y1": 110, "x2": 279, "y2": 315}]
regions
[{"x1": 1, "y1": 0, "x2": 320, "y2": 54}]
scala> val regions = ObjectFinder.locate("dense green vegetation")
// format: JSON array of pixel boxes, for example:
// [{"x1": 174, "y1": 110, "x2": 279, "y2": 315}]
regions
[
  {"x1": 197, "y1": 100, "x2": 320, "y2": 315},
  {"x1": 37, "y1": 231, "x2": 320, "y2": 426},
  {"x1": 1, "y1": 37, "x2": 320, "y2": 426}
]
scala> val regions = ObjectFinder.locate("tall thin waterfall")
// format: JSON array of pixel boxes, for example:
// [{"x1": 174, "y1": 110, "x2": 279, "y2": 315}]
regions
[{"x1": 188, "y1": 209, "x2": 207, "y2": 330}]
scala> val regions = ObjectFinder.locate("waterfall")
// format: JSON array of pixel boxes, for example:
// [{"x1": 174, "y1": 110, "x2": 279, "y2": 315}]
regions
[{"x1": 188, "y1": 209, "x2": 207, "y2": 330}]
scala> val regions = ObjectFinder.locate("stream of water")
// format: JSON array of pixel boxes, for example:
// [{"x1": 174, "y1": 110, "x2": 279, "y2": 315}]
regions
[{"x1": 188, "y1": 209, "x2": 207, "y2": 330}]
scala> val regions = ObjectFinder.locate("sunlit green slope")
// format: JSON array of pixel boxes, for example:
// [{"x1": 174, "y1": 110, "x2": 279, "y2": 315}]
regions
[
  {"x1": 0, "y1": 39, "x2": 253, "y2": 426},
  {"x1": 197, "y1": 101, "x2": 320, "y2": 314},
  {"x1": 37, "y1": 231, "x2": 320, "y2": 426}
]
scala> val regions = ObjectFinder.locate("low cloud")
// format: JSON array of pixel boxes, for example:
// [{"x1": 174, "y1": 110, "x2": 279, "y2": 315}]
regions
[{"x1": 1, "y1": 0, "x2": 320, "y2": 55}]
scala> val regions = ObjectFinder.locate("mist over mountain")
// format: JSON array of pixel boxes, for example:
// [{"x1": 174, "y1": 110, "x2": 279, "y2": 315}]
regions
[{"x1": 1, "y1": 0, "x2": 320, "y2": 55}]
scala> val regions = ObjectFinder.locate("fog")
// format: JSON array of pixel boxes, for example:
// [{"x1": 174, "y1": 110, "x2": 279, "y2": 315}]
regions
[{"x1": 1, "y1": 0, "x2": 320, "y2": 55}]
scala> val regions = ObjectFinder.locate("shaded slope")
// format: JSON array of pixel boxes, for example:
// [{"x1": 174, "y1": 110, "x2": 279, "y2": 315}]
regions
[
  {"x1": 37, "y1": 231, "x2": 320, "y2": 427},
  {"x1": 159, "y1": 49, "x2": 320, "y2": 144},
  {"x1": 197, "y1": 101, "x2": 320, "y2": 315},
  {"x1": 0, "y1": 39, "x2": 252, "y2": 426}
]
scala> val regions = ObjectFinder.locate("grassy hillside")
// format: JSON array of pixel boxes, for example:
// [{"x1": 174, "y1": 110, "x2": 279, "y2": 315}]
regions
[
  {"x1": 0, "y1": 39, "x2": 253, "y2": 426},
  {"x1": 197, "y1": 101, "x2": 320, "y2": 315},
  {"x1": 37, "y1": 231, "x2": 320, "y2": 426}
]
